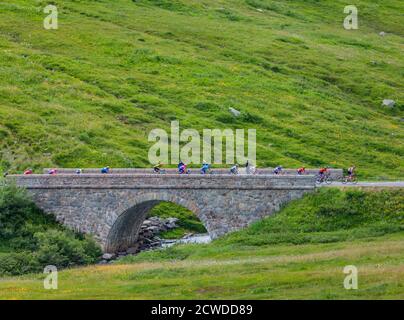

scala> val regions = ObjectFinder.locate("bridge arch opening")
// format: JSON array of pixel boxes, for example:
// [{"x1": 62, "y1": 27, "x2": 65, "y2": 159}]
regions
[{"x1": 105, "y1": 195, "x2": 207, "y2": 253}]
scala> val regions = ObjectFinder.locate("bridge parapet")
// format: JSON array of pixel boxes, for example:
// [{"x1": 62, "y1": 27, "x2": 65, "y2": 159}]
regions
[{"x1": 12, "y1": 174, "x2": 315, "y2": 190}]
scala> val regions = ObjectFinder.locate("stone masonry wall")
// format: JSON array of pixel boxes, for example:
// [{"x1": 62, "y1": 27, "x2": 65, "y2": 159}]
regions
[{"x1": 10, "y1": 174, "x2": 315, "y2": 252}]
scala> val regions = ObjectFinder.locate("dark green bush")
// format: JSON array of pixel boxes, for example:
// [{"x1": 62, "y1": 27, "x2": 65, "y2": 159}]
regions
[
  {"x1": 0, "y1": 252, "x2": 40, "y2": 276},
  {"x1": 240, "y1": 112, "x2": 264, "y2": 124},
  {"x1": 34, "y1": 230, "x2": 101, "y2": 268},
  {"x1": 0, "y1": 184, "x2": 58, "y2": 243},
  {"x1": 0, "y1": 183, "x2": 102, "y2": 276}
]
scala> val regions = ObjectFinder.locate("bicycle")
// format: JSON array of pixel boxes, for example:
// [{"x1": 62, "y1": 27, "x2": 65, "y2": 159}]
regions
[
  {"x1": 200, "y1": 168, "x2": 214, "y2": 174},
  {"x1": 153, "y1": 168, "x2": 166, "y2": 174},
  {"x1": 342, "y1": 174, "x2": 358, "y2": 184},
  {"x1": 315, "y1": 173, "x2": 332, "y2": 184},
  {"x1": 247, "y1": 166, "x2": 257, "y2": 175}
]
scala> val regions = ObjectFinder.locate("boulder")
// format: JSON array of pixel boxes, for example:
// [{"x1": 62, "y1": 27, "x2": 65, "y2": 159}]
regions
[
  {"x1": 148, "y1": 226, "x2": 160, "y2": 233},
  {"x1": 126, "y1": 216, "x2": 183, "y2": 256},
  {"x1": 382, "y1": 99, "x2": 395, "y2": 108},
  {"x1": 228, "y1": 107, "x2": 241, "y2": 117},
  {"x1": 166, "y1": 217, "x2": 179, "y2": 224},
  {"x1": 102, "y1": 253, "x2": 115, "y2": 260},
  {"x1": 182, "y1": 232, "x2": 194, "y2": 239}
]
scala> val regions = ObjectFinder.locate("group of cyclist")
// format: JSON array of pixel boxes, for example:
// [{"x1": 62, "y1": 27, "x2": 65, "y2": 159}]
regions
[
  {"x1": 153, "y1": 161, "x2": 357, "y2": 180},
  {"x1": 295, "y1": 165, "x2": 356, "y2": 183},
  {"x1": 153, "y1": 160, "x2": 254, "y2": 175},
  {"x1": 21, "y1": 163, "x2": 357, "y2": 182}
]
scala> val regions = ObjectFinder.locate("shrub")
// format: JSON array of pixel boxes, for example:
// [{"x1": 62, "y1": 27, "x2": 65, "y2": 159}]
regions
[
  {"x1": 0, "y1": 184, "x2": 102, "y2": 276},
  {"x1": 34, "y1": 230, "x2": 102, "y2": 268},
  {"x1": 0, "y1": 252, "x2": 40, "y2": 276}
]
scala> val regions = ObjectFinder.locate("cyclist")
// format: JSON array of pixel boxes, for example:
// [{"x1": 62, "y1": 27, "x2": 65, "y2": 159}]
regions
[
  {"x1": 179, "y1": 162, "x2": 188, "y2": 174},
  {"x1": 297, "y1": 167, "x2": 306, "y2": 175},
  {"x1": 245, "y1": 160, "x2": 255, "y2": 174},
  {"x1": 101, "y1": 166, "x2": 110, "y2": 174},
  {"x1": 347, "y1": 165, "x2": 356, "y2": 180},
  {"x1": 201, "y1": 162, "x2": 210, "y2": 174},
  {"x1": 24, "y1": 168, "x2": 33, "y2": 175},
  {"x1": 230, "y1": 164, "x2": 239, "y2": 175},
  {"x1": 318, "y1": 167, "x2": 328, "y2": 182},
  {"x1": 48, "y1": 169, "x2": 57, "y2": 175},
  {"x1": 177, "y1": 161, "x2": 184, "y2": 172},
  {"x1": 153, "y1": 161, "x2": 162, "y2": 173},
  {"x1": 273, "y1": 165, "x2": 283, "y2": 175}
]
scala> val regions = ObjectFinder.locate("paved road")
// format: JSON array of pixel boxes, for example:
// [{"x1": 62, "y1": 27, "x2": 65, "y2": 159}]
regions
[{"x1": 321, "y1": 181, "x2": 404, "y2": 188}]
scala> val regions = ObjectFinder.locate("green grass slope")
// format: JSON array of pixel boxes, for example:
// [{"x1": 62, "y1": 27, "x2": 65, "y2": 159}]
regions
[
  {"x1": 0, "y1": 188, "x2": 402, "y2": 299},
  {"x1": 0, "y1": 0, "x2": 403, "y2": 178}
]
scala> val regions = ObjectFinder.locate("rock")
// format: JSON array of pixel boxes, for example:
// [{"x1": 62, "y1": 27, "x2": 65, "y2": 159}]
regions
[
  {"x1": 379, "y1": 31, "x2": 386, "y2": 36},
  {"x1": 98, "y1": 260, "x2": 108, "y2": 265},
  {"x1": 148, "y1": 226, "x2": 160, "y2": 233},
  {"x1": 382, "y1": 99, "x2": 395, "y2": 108},
  {"x1": 228, "y1": 107, "x2": 241, "y2": 117},
  {"x1": 182, "y1": 232, "x2": 194, "y2": 239},
  {"x1": 166, "y1": 217, "x2": 179, "y2": 224},
  {"x1": 162, "y1": 239, "x2": 176, "y2": 244},
  {"x1": 122, "y1": 216, "x2": 183, "y2": 256},
  {"x1": 102, "y1": 253, "x2": 115, "y2": 260}
]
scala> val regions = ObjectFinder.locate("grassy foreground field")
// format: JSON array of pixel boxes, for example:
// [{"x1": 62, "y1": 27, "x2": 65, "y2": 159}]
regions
[
  {"x1": 0, "y1": 234, "x2": 402, "y2": 299},
  {"x1": 0, "y1": 0, "x2": 403, "y2": 178},
  {"x1": 0, "y1": 188, "x2": 402, "y2": 299}
]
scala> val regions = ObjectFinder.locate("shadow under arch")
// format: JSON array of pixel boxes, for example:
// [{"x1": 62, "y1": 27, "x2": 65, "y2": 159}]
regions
[{"x1": 105, "y1": 193, "x2": 203, "y2": 252}]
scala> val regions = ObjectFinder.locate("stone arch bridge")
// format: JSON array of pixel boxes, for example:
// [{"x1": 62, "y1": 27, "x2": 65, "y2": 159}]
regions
[{"x1": 10, "y1": 173, "x2": 315, "y2": 252}]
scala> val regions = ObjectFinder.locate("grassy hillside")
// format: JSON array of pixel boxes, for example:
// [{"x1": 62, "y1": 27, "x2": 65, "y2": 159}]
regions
[
  {"x1": 0, "y1": 0, "x2": 403, "y2": 178},
  {"x1": 0, "y1": 188, "x2": 402, "y2": 299}
]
